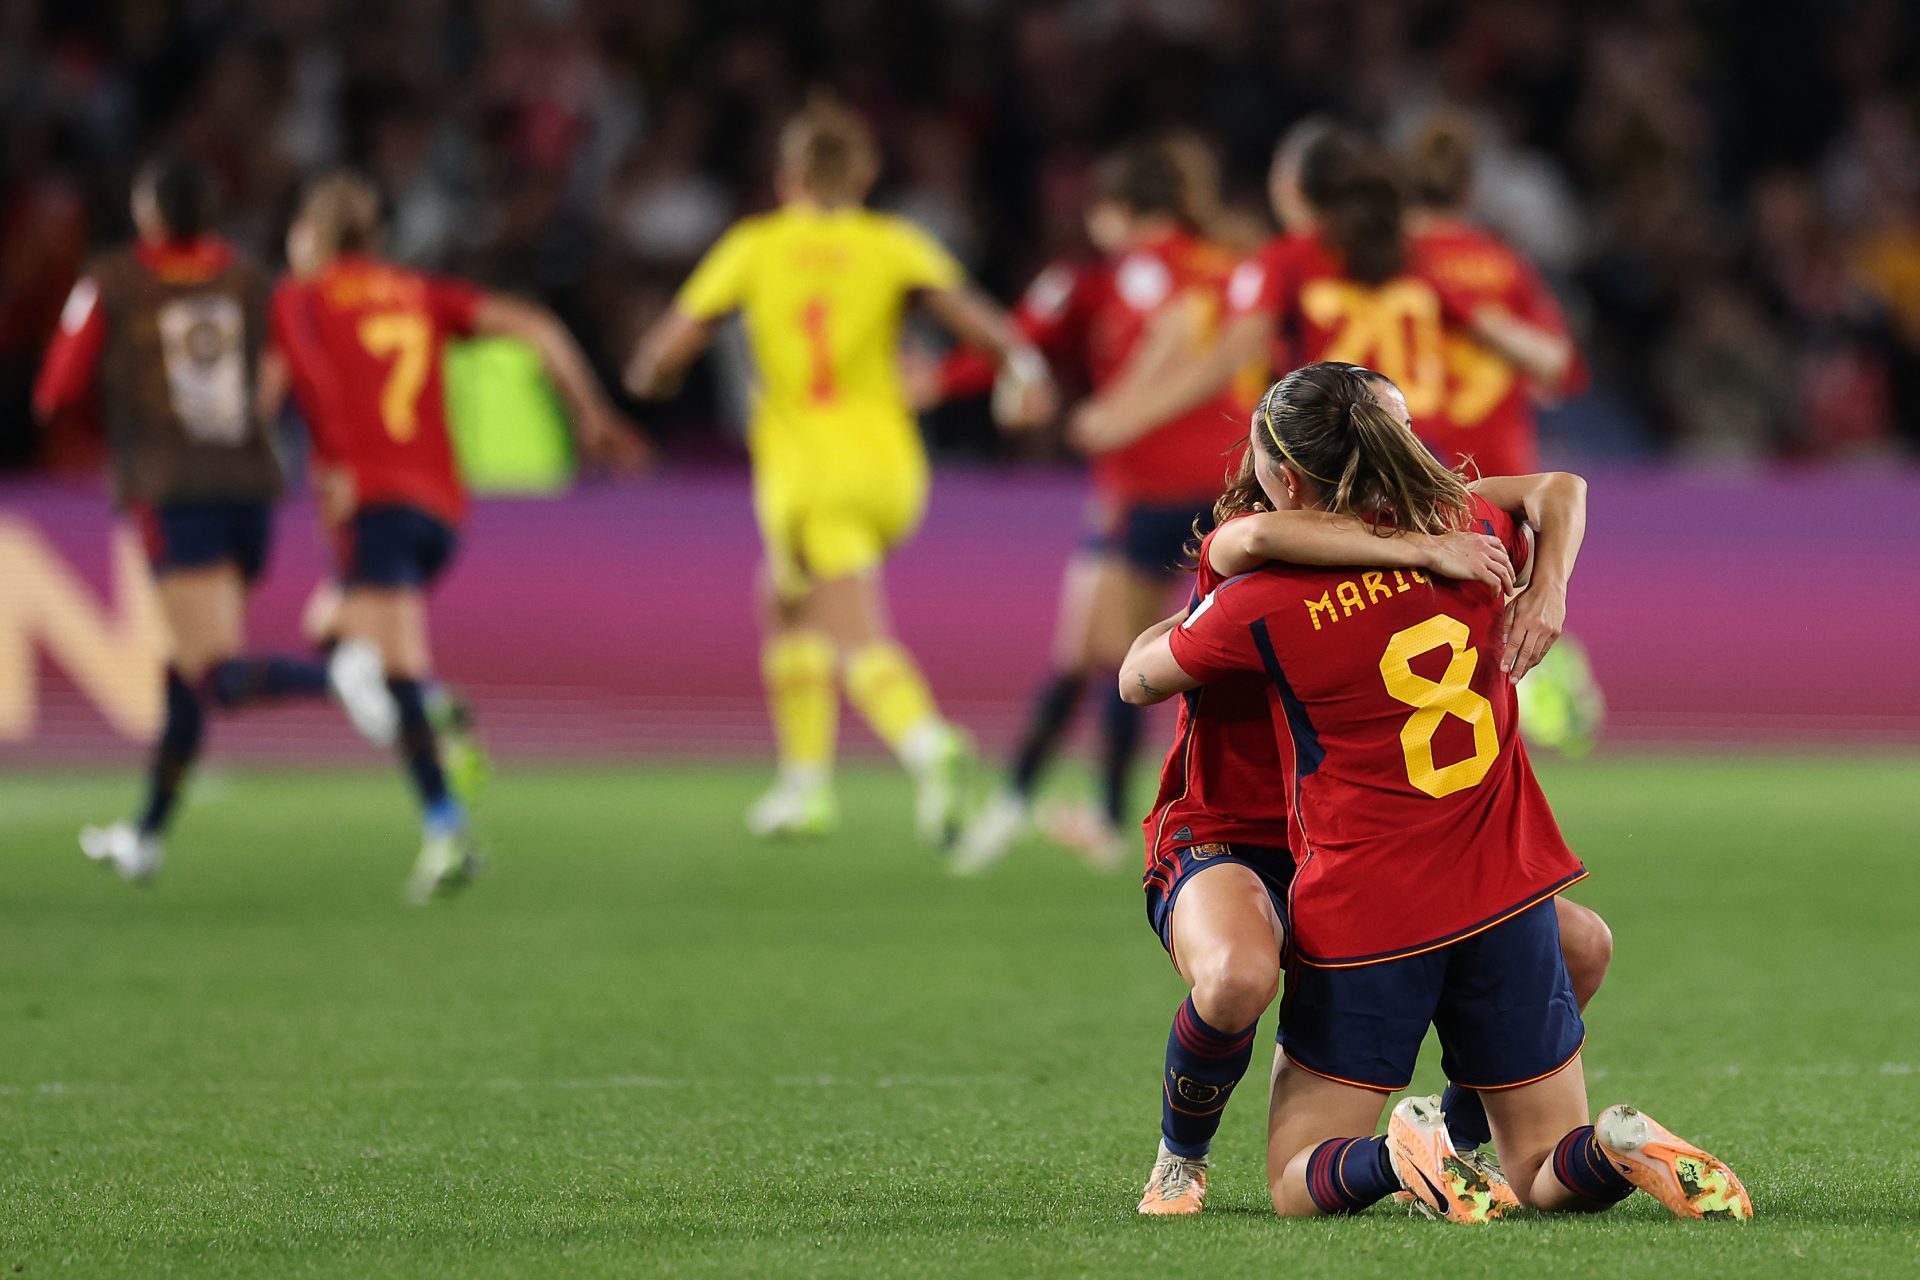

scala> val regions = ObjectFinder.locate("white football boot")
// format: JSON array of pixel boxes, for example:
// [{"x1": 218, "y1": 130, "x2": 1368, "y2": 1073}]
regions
[
  {"x1": 80, "y1": 822, "x2": 164, "y2": 883},
  {"x1": 902, "y1": 722, "x2": 973, "y2": 847},
  {"x1": 951, "y1": 789, "x2": 1028, "y2": 875},
  {"x1": 745, "y1": 770, "x2": 839, "y2": 838},
  {"x1": 405, "y1": 825, "x2": 483, "y2": 906}
]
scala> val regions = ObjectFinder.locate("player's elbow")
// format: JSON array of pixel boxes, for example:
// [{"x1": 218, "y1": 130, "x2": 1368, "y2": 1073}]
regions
[
  {"x1": 1549, "y1": 471, "x2": 1588, "y2": 507},
  {"x1": 1117, "y1": 664, "x2": 1155, "y2": 706}
]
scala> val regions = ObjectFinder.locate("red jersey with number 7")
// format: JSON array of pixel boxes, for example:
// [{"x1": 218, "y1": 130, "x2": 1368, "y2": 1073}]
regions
[
  {"x1": 1166, "y1": 495, "x2": 1584, "y2": 967},
  {"x1": 270, "y1": 255, "x2": 482, "y2": 525}
]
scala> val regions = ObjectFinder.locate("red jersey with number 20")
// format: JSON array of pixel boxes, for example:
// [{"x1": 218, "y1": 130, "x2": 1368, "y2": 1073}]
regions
[
  {"x1": 270, "y1": 255, "x2": 483, "y2": 526},
  {"x1": 1227, "y1": 230, "x2": 1582, "y2": 479},
  {"x1": 1167, "y1": 496, "x2": 1584, "y2": 967},
  {"x1": 1141, "y1": 519, "x2": 1293, "y2": 876}
]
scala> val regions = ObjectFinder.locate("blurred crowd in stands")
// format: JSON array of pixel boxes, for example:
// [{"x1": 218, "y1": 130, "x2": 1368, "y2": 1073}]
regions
[{"x1": 4, "y1": 0, "x2": 1919, "y2": 473}]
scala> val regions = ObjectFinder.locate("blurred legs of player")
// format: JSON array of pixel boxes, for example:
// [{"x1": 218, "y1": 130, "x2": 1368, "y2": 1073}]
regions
[
  {"x1": 747, "y1": 477, "x2": 971, "y2": 844},
  {"x1": 1516, "y1": 634, "x2": 1605, "y2": 757},
  {"x1": 956, "y1": 552, "x2": 1160, "y2": 873},
  {"x1": 82, "y1": 516, "x2": 336, "y2": 882},
  {"x1": 323, "y1": 506, "x2": 478, "y2": 904},
  {"x1": 302, "y1": 581, "x2": 490, "y2": 806},
  {"x1": 1137, "y1": 858, "x2": 1286, "y2": 1214},
  {"x1": 331, "y1": 583, "x2": 478, "y2": 904},
  {"x1": 750, "y1": 564, "x2": 971, "y2": 844}
]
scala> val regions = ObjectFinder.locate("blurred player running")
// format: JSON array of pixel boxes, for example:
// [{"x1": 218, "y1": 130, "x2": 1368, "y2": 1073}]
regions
[
  {"x1": 624, "y1": 96, "x2": 1051, "y2": 843},
  {"x1": 1123, "y1": 364, "x2": 1749, "y2": 1224},
  {"x1": 927, "y1": 139, "x2": 1254, "y2": 872},
  {"x1": 34, "y1": 156, "x2": 344, "y2": 882},
  {"x1": 268, "y1": 172, "x2": 641, "y2": 902}
]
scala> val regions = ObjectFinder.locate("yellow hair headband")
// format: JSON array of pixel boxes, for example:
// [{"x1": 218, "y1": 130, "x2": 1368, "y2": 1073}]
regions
[{"x1": 1258, "y1": 386, "x2": 1336, "y2": 486}]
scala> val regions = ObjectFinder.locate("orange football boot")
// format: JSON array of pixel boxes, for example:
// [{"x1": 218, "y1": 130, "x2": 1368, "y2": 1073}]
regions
[
  {"x1": 1595, "y1": 1105, "x2": 1753, "y2": 1220},
  {"x1": 1386, "y1": 1096, "x2": 1507, "y2": 1223},
  {"x1": 1137, "y1": 1141, "x2": 1208, "y2": 1215}
]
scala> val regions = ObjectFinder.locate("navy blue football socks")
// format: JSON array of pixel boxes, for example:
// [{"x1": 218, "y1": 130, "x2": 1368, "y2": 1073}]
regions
[
  {"x1": 1552, "y1": 1125, "x2": 1635, "y2": 1204},
  {"x1": 1304, "y1": 1136, "x2": 1400, "y2": 1214},
  {"x1": 1161, "y1": 997, "x2": 1257, "y2": 1158},
  {"x1": 387, "y1": 677, "x2": 458, "y2": 827},
  {"x1": 138, "y1": 667, "x2": 205, "y2": 836},
  {"x1": 1101, "y1": 686, "x2": 1141, "y2": 825},
  {"x1": 1010, "y1": 671, "x2": 1086, "y2": 796},
  {"x1": 204, "y1": 656, "x2": 331, "y2": 709},
  {"x1": 1441, "y1": 1082, "x2": 1493, "y2": 1151}
]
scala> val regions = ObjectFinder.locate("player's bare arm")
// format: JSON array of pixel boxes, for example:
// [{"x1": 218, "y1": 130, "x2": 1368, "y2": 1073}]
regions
[
  {"x1": 255, "y1": 347, "x2": 291, "y2": 428},
  {"x1": 1470, "y1": 472, "x2": 1589, "y2": 680},
  {"x1": 622, "y1": 305, "x2": 722, "y2": 401},
  {"x1": 1467, "y1": 303, "x2": 1575, "y2": 391},
  {"x1": 1067, "y1": 291, "x2": 1202, "y2": 453},
  {"x1": 474, "y1": 295, "x2": 647, "y2": 469},
  {"x1": 1208, "y1": 510, "x2": 1514, "y2": 597},
  {"x1": 1119, "y1": 611, "x2": 1199, "y2": 707},
  {"x1": 1071, "y1": 308, "x2": 1270, "y2": 449},
  {"x1": 918, "y1": 284, "x2": 1055, "y2": 429}
]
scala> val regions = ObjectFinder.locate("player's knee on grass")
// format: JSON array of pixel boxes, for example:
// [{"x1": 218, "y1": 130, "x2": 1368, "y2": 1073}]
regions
[
  {"x1": 1555, "y1": 899, "x2": 1613, "y2": 1009},
  {"x1": 1187, "y1": 945, "x2": 1280, "y2": 1030}
]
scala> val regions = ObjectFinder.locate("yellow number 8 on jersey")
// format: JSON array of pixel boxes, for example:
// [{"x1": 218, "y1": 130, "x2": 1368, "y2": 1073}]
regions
[{"x1": 1379, "y1": 614, "x2": 1498, "y2": 798}]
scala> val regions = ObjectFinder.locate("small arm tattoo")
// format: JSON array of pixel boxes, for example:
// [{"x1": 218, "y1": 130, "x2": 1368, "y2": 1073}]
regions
[{"x1": 1136, "y1": 673, "x2": 1166, "y2": 697}]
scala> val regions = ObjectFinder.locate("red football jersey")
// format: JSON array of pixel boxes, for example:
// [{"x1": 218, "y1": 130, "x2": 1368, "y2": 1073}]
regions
[
  {"x1": 1141, "y1": 520, "x2": 1294, "y2": 882},
  {"x1": 270, "y1": 254, "x2": 482, "y2": 526},
  {"x1": 1167, "y1": 496, "x2": 1585, "y2": 966},
  {"x1": 1409, "y1": 222, "x2": 1585, "y2": 478},
  {"x1": 945, "y1": 232, "x2": 1249, "y2": 504},
  {"x1": 1226, "y1": 231, "x2": 1580, "y2": 479}
]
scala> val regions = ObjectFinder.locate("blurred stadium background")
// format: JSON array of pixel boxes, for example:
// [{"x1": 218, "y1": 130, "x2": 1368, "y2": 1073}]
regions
[{"x1": 4, "y1": 0, "x2": 1918, "y2": 761}]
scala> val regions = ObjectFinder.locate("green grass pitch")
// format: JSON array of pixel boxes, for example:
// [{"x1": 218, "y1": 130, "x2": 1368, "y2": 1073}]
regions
[{"x1": 2, "y1": 755, "x2": 1917, "y2": 1277}]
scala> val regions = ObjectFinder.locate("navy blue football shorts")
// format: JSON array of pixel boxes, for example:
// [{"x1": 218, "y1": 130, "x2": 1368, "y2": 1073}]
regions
[
  {"x1": 1085, "y1": 500, "x2": 1214, "y2": 578},
  {"x1": 1145, "y1": 842, "x2": 1293, "y2": 960},
  {"x1": 135, "y1": 500, "x2": 273, "y2": 584},
  {"x1": 337, "y1": 505, "x2": 460, "y2": 590},
  {"x1": 1277, "y1": 897, "x2": 1584, "y2": 1092}
]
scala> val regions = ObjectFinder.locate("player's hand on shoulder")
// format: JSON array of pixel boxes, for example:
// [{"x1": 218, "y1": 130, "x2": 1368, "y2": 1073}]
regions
[
  {"x1": 1501, "y1": 579, "x2": 1567, "y2": 682},
  {"x1": 1424, "y1": 530, "x2": 1515, "y2": 599}
]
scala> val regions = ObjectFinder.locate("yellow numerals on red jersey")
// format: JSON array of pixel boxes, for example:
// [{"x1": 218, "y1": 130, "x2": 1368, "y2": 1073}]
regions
[
  {"x1": 356, "y1": 311, "x2": 432, "y2": 442},
  {"x1": 1379, "y1": 613, "x2": 1498, "y2": 798}
]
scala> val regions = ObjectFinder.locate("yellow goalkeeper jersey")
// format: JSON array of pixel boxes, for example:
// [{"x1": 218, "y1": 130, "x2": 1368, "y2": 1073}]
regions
[{"x1": 674, "y1": 202, "x2": 963, "y2": 478}]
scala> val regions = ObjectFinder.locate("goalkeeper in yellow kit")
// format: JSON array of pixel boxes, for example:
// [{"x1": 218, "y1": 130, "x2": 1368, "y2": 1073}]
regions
[{"x1": 626, "y1": 96, "x2": 1051, "y2": 842}]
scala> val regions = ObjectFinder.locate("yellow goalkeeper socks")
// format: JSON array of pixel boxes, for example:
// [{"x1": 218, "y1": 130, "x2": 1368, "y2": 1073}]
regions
[
  {"x1": 844, "y1": 641, "x2": 945, "y2": 768},
  {"x1": 761, "y1": 632, "x2": 838, "y2": 780}
]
